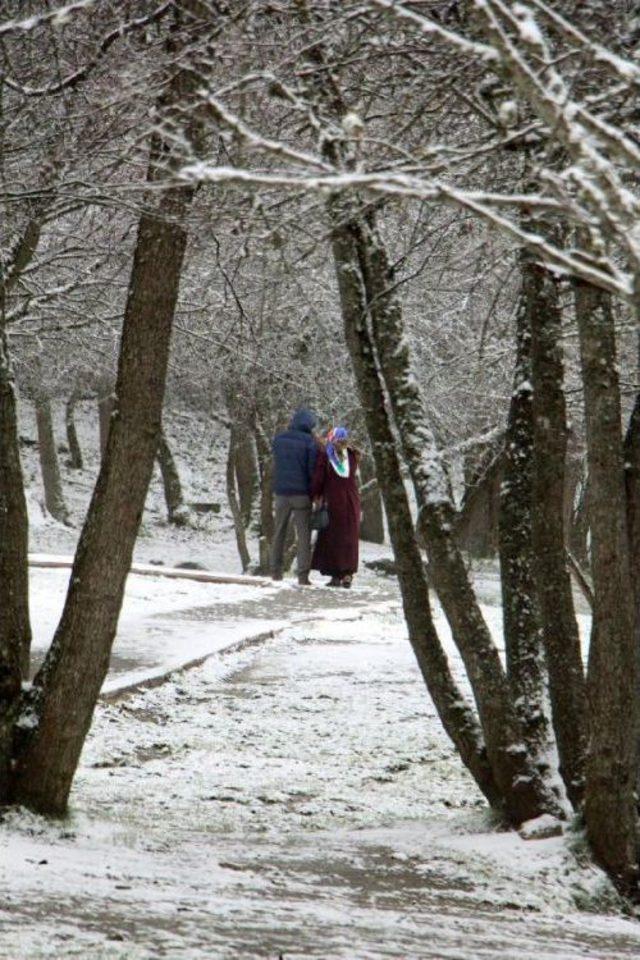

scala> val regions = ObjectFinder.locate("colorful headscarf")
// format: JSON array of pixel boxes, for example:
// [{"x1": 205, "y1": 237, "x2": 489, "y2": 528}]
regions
[{"x1": 326, "y1": 426, "x2": 349, "y2": 477}]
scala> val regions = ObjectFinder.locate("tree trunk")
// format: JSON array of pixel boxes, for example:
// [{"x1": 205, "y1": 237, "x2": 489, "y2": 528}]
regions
[
  {"x1": 98, "y1": 391, "x2": 115, "y2": 461},
  {"x1": 9, "y1": 61, "x2": 199, "y2": 812},
  {"x1": 457, "y1": 450, "x2": 502, "y2": 558},
  {"x1": 157, "y1": 430, "x2": 188, "y2": 526},
  {"x1": 254, "y1": 423, "x2": 274, "y2": 576},
  {"x1": 624, "y1": 388, "x2": 640, "y2": 596},
  {"x1": 528, "y1": 254, "x2": 586, "y2": 808},
  {"x1": 498, "y1": 250, "x2": 550, "y2": 766},
  {"x1": 574, "y1": 277, "x2": 639, "y2": 894},
  {"x1": 568, "y1": 463, "x2": 590, "y2": 570},
  {"x1": 359, "y1": 455, "x2": 385, "y2": 544},
  {"x1": 329, "y1": 200, "x2": 503, "y2": 813},
  {"x1": 0, "y1": 328, "x2": 31, "y2": 798},
  {"x1": 354, "y1": 208, "x2": 560, "y2": 824},
  {"x1": 226, "y1": 426, "x2": 252, "y2": 572},
  {"x1": 234, "y1": 430, "x2": 258, "y2": 526},
  {"x1": 65, "y1": 393, "x2": 83, "y2": 471},
  {"x1": 35, "y1": 393, "x2": 70, "y2": 526}
]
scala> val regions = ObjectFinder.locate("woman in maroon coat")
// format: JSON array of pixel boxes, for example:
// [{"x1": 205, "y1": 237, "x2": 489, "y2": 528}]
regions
[{"x1": 310, "y1": 427, "x2": 361, "y2": 587}]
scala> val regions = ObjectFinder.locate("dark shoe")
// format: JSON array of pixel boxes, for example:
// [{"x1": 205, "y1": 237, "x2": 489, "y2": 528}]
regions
[
  {"x1": 297, "y1": 574, "x2": 311, "y2": 586},
  {"x1": 341, "y1": 576, "x2": 352, "y2": 589},
  {"x1": 327, "y1": 577, "x2": 341, "y2": 587}
]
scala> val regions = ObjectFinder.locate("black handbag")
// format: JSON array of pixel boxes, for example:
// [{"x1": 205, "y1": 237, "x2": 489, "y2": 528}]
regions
[{"x1": 311, "y1": 504, "x2": 329, "y2": 531}]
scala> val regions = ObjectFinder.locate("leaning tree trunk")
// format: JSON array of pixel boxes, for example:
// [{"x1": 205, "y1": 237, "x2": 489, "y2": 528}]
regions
[
  {"x1": 355, "y1": 208, "x2": 560, "y2": 824},
  {"x1": 528, "y1": 252, "x2": 586, "y2": 808},
  {"x1": 498, "y1": 247, "x2": 550, "y2": 767},
  {"x1": 35, "y1": 392, "x2": 70, "y2": 526},
  {"x1": 329, "y1": 200, "x2": 503, "y2": 813},
  {"x1": 574, "y1": 276, "x2": 639, "y2": 895},
  {"x1": 65, "y1": 392, "x2": 83, "y2": 470},
  {"x1": 157, "y1": 430, "x2": 188, "y2": 526},
  {"x1": 0, "y1": 327, "x2": 31, "y2": 798},
  {"x1": 9, "y1": 60, "x2": 199, "y2": 812}
]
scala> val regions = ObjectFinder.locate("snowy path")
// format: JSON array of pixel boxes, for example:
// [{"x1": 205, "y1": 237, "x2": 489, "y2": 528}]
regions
[{"x1": 2, "y1": 580, "x2": 638, "y2": 959}]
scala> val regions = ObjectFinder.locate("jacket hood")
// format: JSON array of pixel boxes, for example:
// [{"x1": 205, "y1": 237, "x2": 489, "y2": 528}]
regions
[{"x1": 290, "y1": 408, "x2": 317, "y2": 433}]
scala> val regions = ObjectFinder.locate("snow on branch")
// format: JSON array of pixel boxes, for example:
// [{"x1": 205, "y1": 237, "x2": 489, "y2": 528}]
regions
[
  {"x1": 0, "y1": 0, "x2": 96, "y2": 38},
  {"x1": 2, "y1": 3, "x2": 173, "y2": 97},
  {"x1": 199, "y1": 92, "x2": 334, "y2": 174},
  {"x1": 368, "y1": 0, "x2": 495, "y2": 60},
  {"x1": 526, "y1": 0, "x2": 640, "y2": 85},
  {"x1": 180, "y1": 160, "x2": 629, "y2": 297}
]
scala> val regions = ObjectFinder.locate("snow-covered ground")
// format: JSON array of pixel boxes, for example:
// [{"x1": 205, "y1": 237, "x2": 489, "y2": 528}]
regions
[
  {"x1": 3, "y1": 556, "x2": 639, "y2": 958},
  {"x1": 2, "y1": 403, "x2": 639, "y2": 958}
]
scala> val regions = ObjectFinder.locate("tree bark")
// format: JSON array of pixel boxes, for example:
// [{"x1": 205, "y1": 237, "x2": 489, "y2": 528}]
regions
[
  {"x1": 35, "y1": 393, "x2": 70, "y2": 526},
  {"x1": 574, "y1": 277, "x2": 639, "y2": 894},
  {"x1": 528, "y1": 254, "x2": 586, "y2": 808},
  {"x1": 234, "y1": 430, "x2": 258, "y2": 527},
  {"x1": 9, "y1": 40, "x2": 200, "y2": 811},
  {"x1": 329, "y1": 200, "x2": 503, "y2": 813},
  {"x1": 254, "y1": 422, "x2": 275, "y2": 576},
  {"x1": 568, "y1": 464, "x2": 590, "y2": 570},
  {"x1": 498, "y1": 250, "x2": 550, "y2": 766},
  {"x1": 157, "y1": 430, "x2": 188, "y2": 525},
  {"x1": 624, "y1": 388, "x2": 640, "y2": 597},
  {"x1": 0, "y1": 328, "x2": 31, "y2": 798},
  {"x1": 354, "y1": 209, "x2": 560, "y2": 823},
  {"x1": 457, "y1": 449, "x2": 502, "y2": 558},
  {"x1": 226, "y1": 426, "x2": 252, "y2": 572},
  {"x1": 65, "y1": 393, "x2": 83, "y2": 470}
]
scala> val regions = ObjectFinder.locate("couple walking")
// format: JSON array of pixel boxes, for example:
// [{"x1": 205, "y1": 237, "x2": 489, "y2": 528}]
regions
[{"x1": 271, "y1": 408, "x2": 360, "y2": 588}]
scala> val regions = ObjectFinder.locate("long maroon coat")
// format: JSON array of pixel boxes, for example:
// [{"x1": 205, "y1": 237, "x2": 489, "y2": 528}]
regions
[{"x1": 311, "y1": 448, "x2": 360, "y2": 576}]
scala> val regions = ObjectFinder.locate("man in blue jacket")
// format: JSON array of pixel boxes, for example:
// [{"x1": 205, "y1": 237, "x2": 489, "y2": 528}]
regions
[{"x1": 271, "y1": 408, "x2": 318, "y2": 585}]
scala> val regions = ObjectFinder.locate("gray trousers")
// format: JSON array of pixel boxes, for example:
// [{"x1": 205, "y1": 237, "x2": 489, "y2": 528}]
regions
[{"x1": 271, "y1": 494, "x2": 312, "y2": 577}]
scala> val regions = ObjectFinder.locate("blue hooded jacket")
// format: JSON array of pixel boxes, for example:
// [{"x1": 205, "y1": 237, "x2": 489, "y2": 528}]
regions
[{"x1": 272, "y1": 409, "x2": 318, "y2": 496}]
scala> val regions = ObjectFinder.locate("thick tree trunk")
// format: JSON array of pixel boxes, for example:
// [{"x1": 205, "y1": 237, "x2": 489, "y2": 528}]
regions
[
  {"x1": 359, "y1": 455, "x2": 385, "y2": 544},
  {"x1": 354, "y1": 209, "x2": 559, "y2": 823},
  {"x1": 226, "y1": 426, "x2": 252, "y2": 572},
  {"x1": 157, "y1": 430, "x2": 188, "y2": 526},
  {"x1": 65, "y1": 393, "x2": 83, "y2": 470},
  {"x1": 329, "y1": 202, "x2": 503, "y2": 813},
  {"x1": 528, "y1": 255, "x2": 586, "y2": 807},
  {"x1": 35, "y1": 393, "x2": 70, "y2": 526},
  {"x1": 498, "y1": 251, "x2": 549, "y2": 765},
  {"x1": 10, "y1": 122, "x2": 196, "y2": 814},
  {"x1": 0, "y1": 329, "x2": 31, "y2": 798},
  {"x1": 574, "y1": 277, "x2": 639, "y2": 894}
]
